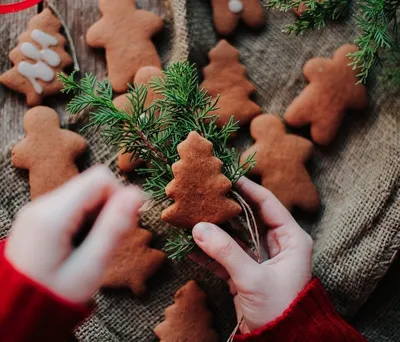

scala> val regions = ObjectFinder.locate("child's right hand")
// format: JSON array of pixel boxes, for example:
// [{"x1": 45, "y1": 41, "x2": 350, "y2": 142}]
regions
[
  {"x1": 5, "y1": 165, "x2": 145, "y2": 305},
  {"x1": 192, "y1": 177, "x2": 313, "y2": 334}
]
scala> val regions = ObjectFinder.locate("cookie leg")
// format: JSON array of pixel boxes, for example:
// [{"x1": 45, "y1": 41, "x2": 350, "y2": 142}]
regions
[
  {"x1": 242, "y1": 0, "x2": 265, "y2": 29},
  {"x1": 212, "y1": 0, "x2": 240, "y2": 36}
]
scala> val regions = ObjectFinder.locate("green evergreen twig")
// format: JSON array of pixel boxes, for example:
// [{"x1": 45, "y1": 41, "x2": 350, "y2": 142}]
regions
[{"x1": 60, "y1": 62, "x2": 257, "y2": 260}]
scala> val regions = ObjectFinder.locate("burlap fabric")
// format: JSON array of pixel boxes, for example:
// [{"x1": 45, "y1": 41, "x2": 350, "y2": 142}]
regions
[{"x1": 0, "y1": 0, "x2": 399, "y2": 341}]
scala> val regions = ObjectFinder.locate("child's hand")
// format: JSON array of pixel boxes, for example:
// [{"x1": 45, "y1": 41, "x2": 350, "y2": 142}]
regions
[
  {"x1": 5, "y1": 165, "x2": 145, "y2": 304},
  {"x1": 192, "y1": 177, "x2": 313, "y2": 334}
]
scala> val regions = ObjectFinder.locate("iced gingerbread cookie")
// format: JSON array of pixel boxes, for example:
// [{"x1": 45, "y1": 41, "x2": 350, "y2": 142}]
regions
[
  {"x1": 87, "y1": 0, "x2": 163, "y2": 93},
  {"x1": 161, "y1": 131, "x2": 242, "y2": 229},
  {"x1": 12, "y1": 107, "x2": 87, "y2": 200},
  {"x1": 117, "y1": 66, "x2": 164, "y2": 172},
  {"x1": 154, "y1": 280, "x2": 219, "y2": 342},
  {"x1": 0, "y1": 9, "x2": 73, "y2": 106},
  {"x1": 212, "y1": 0, "x2": 265, "y2": 36},
  {"x1": 284, "y1": 44, "x2": 368, "y2": 146},
  {"x1": 241, "y1": 115, "x2": 320, "y2": 212}
]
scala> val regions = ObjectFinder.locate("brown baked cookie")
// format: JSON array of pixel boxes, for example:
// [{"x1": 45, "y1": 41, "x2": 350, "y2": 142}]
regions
[
  {"x1": 211, "y1": 0, "x2": 265, "y2": 36},
  {"x1": 0, "y1": 9, "x2": 73, "y2": 106},
  {"x1": 201, "y1": 40, "x2": 262, "y2": 128},
  {"x1": 102, "y1": 226, "x2": 166, "y2": 296},
  {"x1": 284, "y1": 44, "x2": 368, "y2": 146},
  {"x1": 86, "y1": 0, "x2": 163, "y2": 93},
  {"x1": 241, "y1": 115, "x2": 320, "y2": 212},
  {"x1": 117, "y1": 66, "x2": 164, "y2": 172},
  {"x1": 154, "y1": 280, "x2": 219, "y2": 342},
  {"x1": 12, "y1": 106, "x2": 87, "y2": 200},
  {"x1": 161, "y1": 131, "x2": 242, "y2": 229}
]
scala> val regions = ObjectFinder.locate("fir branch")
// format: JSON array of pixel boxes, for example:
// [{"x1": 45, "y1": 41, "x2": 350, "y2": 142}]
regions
[
  {"x1": 164, "y1": 228, "x2": 196, "y2": 260},
  {"x1": 266, "y1": 0, "x2": 349, "y2": 34},
  {"x1": 349, "y1": 0, "x2": 400, "y2": 83}
]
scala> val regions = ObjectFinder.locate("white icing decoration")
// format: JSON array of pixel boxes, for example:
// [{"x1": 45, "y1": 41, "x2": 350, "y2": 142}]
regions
[
  {"x1": 17, "y1": 29, "x2": 61, "y2": 94},
  {"x1": 228, "y1": 0, "x2": 243, "y2": 13}
]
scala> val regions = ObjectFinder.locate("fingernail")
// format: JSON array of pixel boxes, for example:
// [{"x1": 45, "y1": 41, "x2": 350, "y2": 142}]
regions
[{"x1": 193, "y1": 223, "x2": 213, "y2": 242}]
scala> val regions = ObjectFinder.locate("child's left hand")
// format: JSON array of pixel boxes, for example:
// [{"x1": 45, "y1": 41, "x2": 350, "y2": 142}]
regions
[{"x1": 5, "y1": 165, "x2": 145, "y2": 304}]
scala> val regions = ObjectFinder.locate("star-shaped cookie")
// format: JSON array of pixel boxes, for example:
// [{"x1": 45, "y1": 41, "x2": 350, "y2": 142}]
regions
[
  {"x1": 87, "y1": 0, "x2": 163, "y2": 93},
  {"x1": 102, "y1": 226, "x2": 166, "y2": 296},
  {"x1": 241, "y1": 114, "x2": 320, "y2": 212}
]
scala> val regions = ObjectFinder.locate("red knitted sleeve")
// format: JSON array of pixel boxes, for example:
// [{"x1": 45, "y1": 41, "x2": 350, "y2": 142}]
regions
[
  {"x1": 0, "y1": 240, "x2": 91, "y2": 342},
  {"x1": 234, "y1": 278, "x2": 366, "y2": 342}
]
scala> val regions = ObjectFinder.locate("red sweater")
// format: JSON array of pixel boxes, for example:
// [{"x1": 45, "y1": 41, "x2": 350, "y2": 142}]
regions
[{"x1": 0, "y1": 241, "x2": 366, "y2": 342}]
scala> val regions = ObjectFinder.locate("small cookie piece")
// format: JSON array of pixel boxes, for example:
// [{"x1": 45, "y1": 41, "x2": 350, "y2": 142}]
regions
[
  {"x1": 241, "y1": 115, "x2": 320, "y2": 212},
  {"x1": 154, "y1": 280, "x2": 219, "y2": 342},
  {"x1": 201, "y1": 40, "x2": 262, "y2": 128},
  {"x1": 87, "y1": 0, "x2": 163, "y2": 93},
  {"x1": 117, "y1": 66, "x2": 164, "y2": 172},
  {"x1": 212, "y1": 0, "x2": 265, "y2": 36},
  {"x1": 102, "y1": 227, "x2": 166, "y2": 296},
  {"x1": 0, "y1": 9, "x2": 73, "y2": 106},
  {"x1": 161, "y1": 131, "x2": 242, "y2": 229},
  {"x1": 284, "y1": 44, "x2": 368, "y2": 146},
  {"x1": 12, "y1": 106, "x2": 87, "y2": 200}
]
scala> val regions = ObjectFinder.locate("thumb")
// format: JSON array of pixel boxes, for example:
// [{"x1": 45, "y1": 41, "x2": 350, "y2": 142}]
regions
[{"x1": 193, "y1": 223, "x2": 256, "y2": 284}]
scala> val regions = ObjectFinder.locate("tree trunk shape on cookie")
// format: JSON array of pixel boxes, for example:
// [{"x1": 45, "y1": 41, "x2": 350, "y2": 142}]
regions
[
  {"x1": 115, "y1": 66, "x2": 164, "y2": 173},
  {"x1": 154, "y1": 280, "x2": 219, "y2": 342},
  {"x1": 201, "y1": 40, "x2": 262, "y2": 129},
  {"x1": 0, "y1": 9, "x2": 73, "y2": 106},
  {"x1": 101, "y1": 227, "x2": 165, "y2": 296},
  {"x1": 11, "y1": 106, "x2": 87, "y2": 200},
  {"x1": 161, "y1": 131, "x2": 242, "y2": 229}
]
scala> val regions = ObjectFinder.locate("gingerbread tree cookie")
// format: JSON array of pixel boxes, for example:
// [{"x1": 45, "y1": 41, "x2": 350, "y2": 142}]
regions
[
  {"x1": 284, "y1": 44, "x2": 368, "y2": 146},
  {"x1": 102, "y1": 227, "x2": 165, "y2": 296},
  {"x1": 117, "y1": 66, "x2": 164, "y2": 172},
  {"x1": 212, "y1": 0, "x2": 265, "y2": 36},
  {"x1": 241, "y1": 115, "x2": 320, "y2": 212},
  {"x1": 0, "y1": 9, "x2": 73, "y2": 106},
  {"x1": 154, "y1": 280, "x2": 219, "y2": 342},
  {"x1": 201, "y1": 40, "x2": 262, "y2": 129},
  {"x1": 161, "y1": 131, "x2": 242, "y2": 229},
  {"x1": 12, "y1": 106, "x2": 87, "y2": 200},
  {"x1": 86, "y1": 0, "x2": 163, "y2": 93}
]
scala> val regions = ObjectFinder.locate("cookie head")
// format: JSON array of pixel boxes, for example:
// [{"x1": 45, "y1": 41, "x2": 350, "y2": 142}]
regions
[{"x1": 23, "y1": 106, "x2": 60, "y2": 132}]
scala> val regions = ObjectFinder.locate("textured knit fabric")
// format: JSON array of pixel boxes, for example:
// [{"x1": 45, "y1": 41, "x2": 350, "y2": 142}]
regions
[
  {"x1": 0, "y1": 0, "x2": 399, "y2": 341},
  {"x1": 235, "y1": 278, "x2": 366, "y2": 342},
  {"x1": 0, "y1": 240, "x2": 90, "y2": 342}
]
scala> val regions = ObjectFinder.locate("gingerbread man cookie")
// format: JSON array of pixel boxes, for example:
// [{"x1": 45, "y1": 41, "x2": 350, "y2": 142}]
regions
[
  {"x1": 154, "y1": 280, "x2": 219, "y2": 342},
  {"x1": 161, "y1": 131, "x2": 242, "y2": 229},
  {"x1": 117, "y1": 66, "x2": 164, "y2": 172},
  {"x1": 201, "y1": 40, "x2": 262, "y2": 128},
  {"x1": 241, "y1": 115, "x2": 320, "y2": 212},
  {"x1": 12, "y1": 107, "x2": 87, "y2": 200},
  {"x1": 87, "y1": 0, "x2": 163, "y2": 93},
  {"x1": 102, "y1": 227, "x2": 166, "y2": 296},
  {"x1": 212, "y1": 0, "x2": 265, "y2": 36},
  {"x1": 0, "y1": 9, "x2": 73, "y2": 106},
  {"x1": 284, "y1": 44, "x2": 368, "y2": 146}
]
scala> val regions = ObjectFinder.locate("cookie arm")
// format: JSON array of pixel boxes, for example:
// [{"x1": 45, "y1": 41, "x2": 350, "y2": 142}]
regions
[
  {"x1": 284, "y1": 86, "x2": 316, "y2": 128},
  {"x1": 11, "y1": 139, "x2": 32, "y2": 170},
  {"x1": 86, "y1": 20, "x2": 107, "y2": 48},
  {"x1": 66, "y1": 132, "x2": 87, "y2": 160}
]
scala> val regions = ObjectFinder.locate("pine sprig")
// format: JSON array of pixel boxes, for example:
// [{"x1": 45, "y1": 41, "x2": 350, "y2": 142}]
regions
[
  {"x1": 164, "y1": 229, "x2": 196, "y2": 260},
  {"x1": 266, "y1": 0, "x2": 349, "y2": 34},
  {"x1": 61, "y1": 62, "x2": 256, "y2": 259},
  {"x1": 349, "y1": 0, "x2": 400, "y2": 83},
  {"x1": 266, "y1": 0, "x2": 400, "y2": 84}
]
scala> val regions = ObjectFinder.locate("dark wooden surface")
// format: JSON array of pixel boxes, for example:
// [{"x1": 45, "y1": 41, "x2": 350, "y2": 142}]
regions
[{"x1": 0, "y1": 0, "x2": 164, "y2": 147}]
